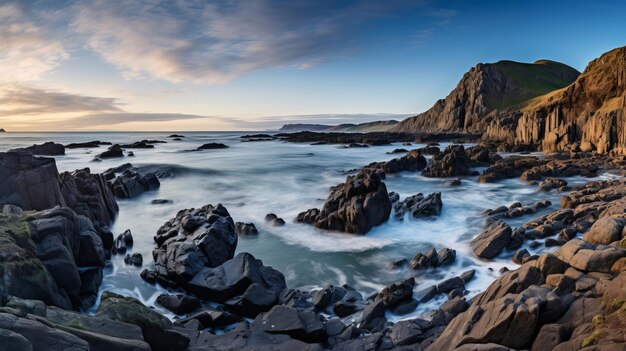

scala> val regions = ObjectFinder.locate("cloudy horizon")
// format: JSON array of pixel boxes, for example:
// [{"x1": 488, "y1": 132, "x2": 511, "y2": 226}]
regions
[{"x1": 1, "y1": 0, "x2": 625, "y2": 131}]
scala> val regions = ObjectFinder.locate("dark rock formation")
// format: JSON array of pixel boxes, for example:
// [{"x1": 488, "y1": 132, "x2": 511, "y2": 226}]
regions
[
  {"x1": 365, "y1": 149, "x2": 427, "y2": 174},
  {"x1": 422, "y1": 145, "x2": 473, "y2": 177},
  {"x1": 65, "y1": 141, "x2": 112, "y2": 149},
  {"x1": 470, "y1": 220, "x2": 512, "y2": 259},
  {"x1": 235, "y1": 222, "x2": 259, "y2": 235},
  {"x1": 276, "y1": 131, "x2": 414, "y2": 145},
  {"x1": 296, "y1": 169, "x2": 391, "y2": 234},
  {"x1": 196, "y1": 143, "x2": 228, "y2": 150},
  {"x1": 98, "y1": 145, "x2": 124, "y2": 158},
  {"x1": 394, "y1": 192, "x2": 443, "y2": 218},
  {"x1": 265, "y1": 213, "x2": 286, "y2": 226},
  {"x1": 10, "y1": 142, "x2": 65, "y2": 156},
  {"x1": 148, "y1": 204, "x2": 238, "y2": 287},
  {"x1": 104, "y1": 164, "x2": 160, "y2": 199}
]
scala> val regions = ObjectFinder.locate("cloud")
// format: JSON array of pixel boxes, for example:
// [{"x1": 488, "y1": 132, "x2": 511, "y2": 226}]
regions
[
  {"x1": 0, "y1": 85, "x2": 122, "y2": 116},
  {"x1": 0, "y1": 3, "x2": 68, "y2": 82},
  {"x1": 69, "y1": 0, "x2": 423, "y2": 83}
]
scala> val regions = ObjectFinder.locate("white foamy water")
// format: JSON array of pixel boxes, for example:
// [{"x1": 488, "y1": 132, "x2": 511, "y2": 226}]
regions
[{"x1": 0, "y1": 132, "x2": 611, "y2": 319}]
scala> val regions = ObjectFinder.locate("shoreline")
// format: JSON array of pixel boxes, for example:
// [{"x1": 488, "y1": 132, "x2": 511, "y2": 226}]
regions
[{"x1": 0, "y1": 133, "x2": 625, "y2": 350}]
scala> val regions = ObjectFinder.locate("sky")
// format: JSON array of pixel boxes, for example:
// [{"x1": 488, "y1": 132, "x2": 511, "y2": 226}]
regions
[{"x1": 0, "y1": 0, "x2": 625, "y2": 131}]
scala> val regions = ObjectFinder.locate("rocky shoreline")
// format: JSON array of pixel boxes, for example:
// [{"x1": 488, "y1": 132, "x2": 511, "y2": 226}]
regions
[{"x1": 1, "y1": 138, "x2": 625, "y2": 350}]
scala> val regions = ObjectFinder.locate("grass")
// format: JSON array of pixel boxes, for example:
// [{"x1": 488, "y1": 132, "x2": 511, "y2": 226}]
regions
[{"x1": 487, "y1": 60, "x2": 579, "y2": 110}]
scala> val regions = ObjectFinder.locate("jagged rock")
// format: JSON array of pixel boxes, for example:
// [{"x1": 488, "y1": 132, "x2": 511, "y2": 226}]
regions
[
  {"x1": 422, "y1": 145, "x2": 472, "y2": 177},
  {"x1": 376, "y1": 278, "x2": 415, "y2": 308},
  {"x1": 366, "y1": 149, "x2": 427, "y2": 174},
  {"x1": 176, "y1": 309, "x2": 240, "y2": 329},
  {"x1": 104, "y1": 164, "x2": 160, "y2": 199},
  {"x1": 394, "y1": 192, "x2": 443, "y2": 218},
  {"x1": 359, "y1": 300, "x2": 387, "y2": 333},
  {"x1": 150, "y1": 204, "x2": 238, "y2": 285},
  {"x1": 470, "y1": 220, "x2": 512, "y2": 259},
  {"x1": 264, "y1": 213, "x2": 286, "y2": 226},
  {"x1": 296, "y1": 169, "x2": 391, "y2": 234},
  {"x1": 188, "y1": 252, "x2": 286, "y2": 303},
  {"x1": 124, "y1": 253, "x2": 143, "y2": 267},
  {"x1": 224, "y1": 282, "x2": 279, "y2": 318}
]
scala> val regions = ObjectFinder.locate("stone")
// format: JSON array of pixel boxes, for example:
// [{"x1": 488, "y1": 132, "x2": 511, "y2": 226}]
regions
[
  {"x1": 471, "y1": 220, "x2": 512, "y2": 259},
  {"x1": 582, "y1": 216, "x2": 625, "y2": 245},
  {"x1": 10, "y1": 142, "x2": 65, "y2": 156},
  {"x1": 251, "y1": 305, "x2": 326, "y2": 343},
  {"x1": 359, "y1": 300, "x2": 386, "y2": 333},
  {"x1": 224, "y1": 283, "x2": 279, "y2": 318},
  {"x1": 188, "y1": 252, "x2": 286, "y2": 303},
  {"x1": 376, "y1": 278, "x2": 415, "y2": 308},
  {"x1": 296, "y1": 169, "x2": 391, "y2": 234},
  {"x1": 422, "y1": 145, "x2": 472, "y2": 177},
  {"x1": 124, "y1": 253, "x2": 143, "y2": 267},
  {"x1": 235, "y1": 222, "x2": 259, "y2": 235},
  {"x1": 156, "y1": 294, "x2": 200, "y2": 315}
]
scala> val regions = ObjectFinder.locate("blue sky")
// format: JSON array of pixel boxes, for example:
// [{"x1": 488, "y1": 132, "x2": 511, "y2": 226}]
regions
[{"x1": 0, "y1": 0, "x2": 625, "y2": 131}]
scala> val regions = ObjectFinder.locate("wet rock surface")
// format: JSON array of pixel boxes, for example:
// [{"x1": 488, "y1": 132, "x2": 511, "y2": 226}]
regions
[{"x1": 296, "y1": 169, "x2": 391, "y2": 234}]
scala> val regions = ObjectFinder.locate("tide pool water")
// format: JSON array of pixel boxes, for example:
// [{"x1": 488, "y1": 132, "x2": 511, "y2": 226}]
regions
[{"x1": 0, "y1": 132, "x2": 610, "y2": 320}]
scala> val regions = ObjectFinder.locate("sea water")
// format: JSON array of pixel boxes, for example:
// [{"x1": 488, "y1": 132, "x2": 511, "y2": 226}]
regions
[{"x1": 0, "y1": 132, "x2": 610, "y2": 320}]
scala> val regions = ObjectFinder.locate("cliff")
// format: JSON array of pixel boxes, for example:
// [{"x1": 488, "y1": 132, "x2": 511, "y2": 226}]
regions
[
  {"x1": 279, "y1": 120, "x2": 399, "y2": 132},
  {"x1": 392, "y1": 60, "x2": 580, "y2": 134},
  {"x1": 498, "y1": 46, "x2": 626, "y2": 154}
]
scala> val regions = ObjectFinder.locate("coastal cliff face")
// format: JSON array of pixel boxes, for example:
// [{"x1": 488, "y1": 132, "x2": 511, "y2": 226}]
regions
[
  {"x1": 504, "y1": 46, "x2": 626, "y2": 154},
  {"x1": 392, "y1": 60, "x2": 580, "y2": 134}
]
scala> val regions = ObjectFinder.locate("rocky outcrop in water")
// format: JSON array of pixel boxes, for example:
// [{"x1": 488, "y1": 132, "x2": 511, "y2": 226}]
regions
[
  {"x1": 296, "y1": 169, "x2": 391, "y2": 234},
  {"x1": 365, "y1": 149, "x2": 427, "y2": 174},
  {"x1": 393, "y1": 192, "x2": 443, "y2": 218},
  {"x1": 103, "y1": 163, "x2": 160, "y2": 199},
  {"x1": 422, "y1": 144, "x2": 473, "y2": 177},
  {"x1": 10, "y1": 142, "x2": 65, "y2": 156}
]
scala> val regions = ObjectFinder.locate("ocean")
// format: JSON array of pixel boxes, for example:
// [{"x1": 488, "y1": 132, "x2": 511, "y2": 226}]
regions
[{"x1": 0, "y1": 131, "x2": 609, "y2": 321}]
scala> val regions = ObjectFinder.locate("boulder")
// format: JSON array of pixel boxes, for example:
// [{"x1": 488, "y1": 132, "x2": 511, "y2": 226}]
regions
[
  {"x1": 251, "y1": 305, "x2": 326, "y2": 343},
  {"x1": 376, "y1": 278, "x2": 415, "y2": 308},
  {"x1": 104, "y1": 165, "x2": 160, "y2": 199},
  {"x1": 98, "y1": 145, "x2": 124, "y2": 158},
  {"x1": 582, "y1": 216, "x2": 625, "y2": 245},
  {"x1": 224, "y1": 283, "x2": 279, "y2": 318},
  {"x1": 188, "y1": 252, "x2": 286, "y2": 303},
  {"x1": 235, "y1": 222, "x2": 259, "y2": 235},
  {"x1": 196, "y1": 143, "x2": 228, "y2": 150},
  {"x1": 470, "y1": 220, "x2": 512, "y2": 259},
  {"x1": 422, "y1": 145, "x2": 472, "y2": 177},
  {"x1": 10, "y1": 142, "x2": 65, "y2": 156},
  {"x1": 96, "y1": 291, "x2": 189, "y2": 351},
  {"x1": 296, "y1": 169, "x2": 391, "y2": 234},
  {"x1": 156, "y1": 294, "x2": 200, "y2": 315},
  {"x1": 394, "y1": 192, "x2": 443, "y2": 218},
  {"x1": 359, "y1": 300, "x2": 387, "y2": 333},
  {"x1": 150, "y1": 204, "x2": 238, "y2": 285},
  {"x1": 366, "y1": 149, "x2": 428, "y2": 174}
]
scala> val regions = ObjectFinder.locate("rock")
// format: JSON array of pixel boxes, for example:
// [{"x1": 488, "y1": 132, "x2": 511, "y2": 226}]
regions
[
  {"x1": 124, "y1": 253, "x2": 143, "y2": 267},
  {"x1": 359, "y1": 300, "x2": 387, "y2": 333},
  {"x1": 235, "y1": 222, "x2": 259, "y2": 235},
  {"x1": 196, "y1": 143, "x2": 228, "y2": 150},
  {"x1": 151, "y1": 199, "x2": 173, "y2": 204},
  {"x1": 311, "y1": 285, "x2": 346, "y2": 312},
  {"x1": 437, "y1": 248, "x2": 456, "y2": 266},
  {"x1": 422, "y1": 145, "x2": 472, "y2": 177},
  {"x1": 388, "y1": 318, "x2": 431, "y2": 346},
  {"x1": 531, "y1": 323, "x2": 568, "y2": 351},
  {"x1": 539, "y1": 178, "x2": 568, "y2": 191},
  {"x1": 224, "y1": 283, "x2": 279, "y2": 318},
  {"x1": 0, "y1": 312, "x2": 89, "y2": 351},
  {"x1": 265, "y1": 213, "x2": 286, "y2": 226},
  {"x1": 296, "y1": 169, "x2": 391, "y2": 234},
  {"x1": 10, "y1": 142, "x2": 65, "y2": 156},
  {"x1": 113, "y1": 229, "x2": 133, "y2": 254},
  {"x1": 188, "y1": 252, "x2": 286, "y2": 303},
  {"x1": 65, "y1": 141, "x2": 112, "y2": 149},
  {"x1": 513, "y1": 248, "x2": 530, "y2": 264},
  {"x1": 410, "y1": 248, "x2": 439, "y2": 269},
  {"x1": 470, "y1": 220, "x2": 512, "y2": 259},
  {"x1": 473, "y1": 265, "x2": 543, "y2": 306},
  {"x1": 98, "y1": 145, "x2": 124, "y2": 158},
  {"x1": 582, "y1": 216, "x2": 625, "y2": 245},
  {"x1": 251, "y1": 305, "x2": 326, "y2": 343},
  {"x1": 437, "y1": 276, "x2": 465, "y2": 293},
  {"x1": 415, "y1": 286, "x2": 438, "y2": 303},
  {"x1": 366, "y1": 149, "x2": 428, "y2": 174},
  {"x1": 176, "y1": 309, "x2": 240, "y2": 329},
  {"x1": 105, "y1": 165, "x2": 160, "y2": 199},
  {"x1": 156, "y1": 294, "x2": 200, "y2": 315},
  {"x1": 151, "y1": 204, "x2": 238, "y2": 285},
  {"x1": 394, "y1": 192, "x2": 443, "y2": 218},
  {"x1": 96, "y1": 291, "x2": 189, "y2": 351},
  {"x1": 278, "y1": 289, "x2": 314, "y2": 310},
  {"x1": 376, "y1": 278, "x2": 415, "y2": 308}
]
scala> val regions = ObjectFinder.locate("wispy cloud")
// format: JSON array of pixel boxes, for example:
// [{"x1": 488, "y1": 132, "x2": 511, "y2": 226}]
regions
[
  {"x1": 0, "y1": 85, "x2": 122, "y2": 116},
  {"x1": 0, "y1": 3, "x2": 68, "y2": 82}
]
